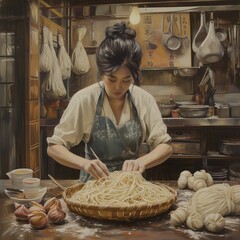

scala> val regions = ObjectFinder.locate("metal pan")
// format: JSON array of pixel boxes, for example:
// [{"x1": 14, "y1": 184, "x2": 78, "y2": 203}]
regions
[
  {"x1": 179, "y1": 105, "x2": 209, "y2": 118},
  {"x1": 176, "y1": 101, "x2": 198, "y2": 107},
  {"x1": 219, "y1": 138, "x2": 240, "y2": 156},
  {"x1": 174, "y1": 67, "x2": 200, "y2": 77}
]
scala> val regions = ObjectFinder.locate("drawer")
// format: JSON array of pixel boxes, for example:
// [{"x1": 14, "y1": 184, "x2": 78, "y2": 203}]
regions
[
  {"x1": 172, "y1": 141, "x2": 200, "y2": 155},
  {"x1": 168, "y1": 129, "x2": 200, "y2": 141}
]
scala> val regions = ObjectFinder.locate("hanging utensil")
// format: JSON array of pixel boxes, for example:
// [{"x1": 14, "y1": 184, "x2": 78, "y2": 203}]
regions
[
  {"x1": 232, "y1": 25, "x2": 237, "y2": 84},
  {"x1": 162, "y1": 13, "x2": 182, "y2": 51},
  {"x1": 227, "y1": 26, "x2": 233, "y2": 57},
  {"x1": 196, "y1": 20, "x2": 224, "y2": 64},
  {"x1": 89, "y1": 19, "x2": 97, "y2": 46},
  {"x1": 215, "y1": 18, "x2": 228, "y2": 43},
  {"x1": 192, "y1": 12, "x2": 208, "y2": 53}
]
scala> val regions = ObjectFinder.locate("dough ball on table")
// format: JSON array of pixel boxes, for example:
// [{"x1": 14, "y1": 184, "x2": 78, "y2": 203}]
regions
[
  {"x1": 204, "y1": 213, "x2": 225, "y2": 232},
  {"x1": 193, "y1": 179, "x2": 207, "y2": 192},
  {"x1": 180, "y1": 170, "x2": 192, "y2": 178},
  {"x1": 206, "y1": 173, "x2": 214, "y2": 186},
  {"x1": 170, "y1": 207, "x2": 189, "y2": 226},
  {"x1": 186, "y1": 212, "x2": 204, "y2": 230},
  {"x1": 187, "y1": 176, "x2": 195, "y2": 190},
  {"x1": 193, "y1": 170, "x2": 208, "y2": 181},
  {"x1": 177, "y1": 175, "x2": 188, "y2": 189}
]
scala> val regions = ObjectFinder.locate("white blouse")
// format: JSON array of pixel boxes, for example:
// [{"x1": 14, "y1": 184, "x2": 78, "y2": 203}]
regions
[{"x1": 47, "y1": 82, "x2": 171, "y2": 151}]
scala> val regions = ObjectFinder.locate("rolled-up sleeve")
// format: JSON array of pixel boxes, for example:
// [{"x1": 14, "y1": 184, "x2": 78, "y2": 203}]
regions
[
  {"x1": 146, "y1": 98, "x2": 171, "y2": 148},
  {"x1": 136, "y1": 91, "x2": 171, "y2": 150},
  {"x1": 47, "y1": 93, "x2": 86, "y2": 150}
]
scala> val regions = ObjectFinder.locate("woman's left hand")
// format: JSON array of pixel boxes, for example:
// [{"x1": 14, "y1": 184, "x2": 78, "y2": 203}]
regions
[{"x1": 122, "y1": 160, "x2": 145, "y2": 173}]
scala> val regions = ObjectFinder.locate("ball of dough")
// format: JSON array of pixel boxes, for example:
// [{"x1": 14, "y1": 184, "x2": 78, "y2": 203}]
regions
[
  {"x1": 187, "y1": 176, "x2": 195, "y2": 190},
  {"x1": 177, "y1": 175, "x2": 188, "y2": 189},
  {"x1": 186, "y1": 212, "x2": 204, "y2": 230},
  {"x1": 193, "y1": 170, "x2": 208, "y2": 181},
  {"x1": 180, "y1": 170, "x2": 192, "y2": 178},
  {"x1": 204, "y1": 213, "x2": 225, "y2": 232},
  {"x1": 206, "y1": 173, "x2": 214, "y2": 186},
  {"x1": 193, "y1": 179, "x2": 207, "y2": 192},
  {"x1": 170, "y1": 207, "x2": 189, "y2": 226}
]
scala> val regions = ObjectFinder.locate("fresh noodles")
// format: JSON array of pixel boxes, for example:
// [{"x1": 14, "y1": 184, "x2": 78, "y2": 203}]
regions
[{"x1": 69, "y1": 171, "x2": 175, "y2": 207}]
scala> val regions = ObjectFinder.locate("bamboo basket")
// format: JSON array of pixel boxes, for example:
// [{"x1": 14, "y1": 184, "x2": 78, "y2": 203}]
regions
[{"x1": 63, "y1": 183, "x2": 177, "y2": 221}]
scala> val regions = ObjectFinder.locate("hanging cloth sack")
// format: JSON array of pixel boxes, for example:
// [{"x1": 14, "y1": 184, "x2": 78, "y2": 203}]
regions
[
  {"x1": 71, "y1": 26, "x2": 90, "y2": 75},
  {"x1": 57, "y1": 33, "x2": 71, "y2": 80},
  {"x1": 42, "y1": 30, "x2": 66, "y2": 100},
  {"x1": 40, "y1": 26, "x2": 53, "y2": 72}
]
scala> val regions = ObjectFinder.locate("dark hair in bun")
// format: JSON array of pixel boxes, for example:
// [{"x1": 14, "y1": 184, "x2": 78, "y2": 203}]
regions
[
  {"x1": 106, "y1": 22, "x2": 136, "y2": 40},
  {"x1": 96, "y1": 22, "x2": 142, "y2": 86}
]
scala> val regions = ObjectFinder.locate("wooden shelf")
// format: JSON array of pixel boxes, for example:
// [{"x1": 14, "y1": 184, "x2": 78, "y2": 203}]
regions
[
  {"x1": 40, "y1": 0, "x2": 64, "y2": 18},
  {"x1": 207, "y1": 151, "x2": 240, "y2": 160}
]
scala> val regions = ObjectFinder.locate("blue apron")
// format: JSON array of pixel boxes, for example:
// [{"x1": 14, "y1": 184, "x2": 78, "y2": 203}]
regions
[{"x1": 79, "y1": 88, "x2": 142, "y2": 182}]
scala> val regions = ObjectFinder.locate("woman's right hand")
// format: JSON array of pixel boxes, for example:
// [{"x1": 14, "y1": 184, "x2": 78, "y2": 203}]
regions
[{"x1": 82, "y1": 159, "x2": 109, "y2": 179}]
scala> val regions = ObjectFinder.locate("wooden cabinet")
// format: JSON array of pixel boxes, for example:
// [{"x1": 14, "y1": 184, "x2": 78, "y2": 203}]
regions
[{"x1": 146, "y1": 118, "x2": 240, "y2": 181}]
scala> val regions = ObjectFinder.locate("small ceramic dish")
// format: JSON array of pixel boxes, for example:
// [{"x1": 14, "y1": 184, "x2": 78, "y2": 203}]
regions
[{"x1": 4, "y1": 187, "x2": 47, "y2": 204}]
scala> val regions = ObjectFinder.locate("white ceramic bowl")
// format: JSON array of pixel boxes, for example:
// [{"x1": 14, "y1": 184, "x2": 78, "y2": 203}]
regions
[
  {"x1": 7, "y1": 168, "x2": 33, "y2": 189},
  {"x1": 4, "y1": 187, "x2": 47, "y2": 204}
]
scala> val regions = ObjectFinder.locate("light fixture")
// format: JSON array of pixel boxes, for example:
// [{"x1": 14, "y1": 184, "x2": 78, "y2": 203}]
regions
[{"x1": 129, "y1": 6, "x2": 140, "y2": 25}]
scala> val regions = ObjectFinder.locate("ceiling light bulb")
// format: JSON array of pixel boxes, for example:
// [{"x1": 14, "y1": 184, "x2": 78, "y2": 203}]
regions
[{"x1": 129, "y1": 6, "x2": 140, "y2": 25}]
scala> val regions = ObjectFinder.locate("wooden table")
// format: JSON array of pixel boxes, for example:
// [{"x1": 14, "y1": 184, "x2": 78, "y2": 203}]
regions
[{"x1": 0, "y1": 179, "x2": 240, "y2": 240}]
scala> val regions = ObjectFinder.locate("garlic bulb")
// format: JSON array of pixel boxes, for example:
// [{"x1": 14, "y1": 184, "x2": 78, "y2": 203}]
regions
[
  {"x1": 28, "y1": 210, "x2": 48, "y2": 229},
  {"x1": 194, "y1": 170, "x2": 208, "y2": 181},
  {"x1": 186, "y1": 212, "x2": 204, "y2": 230},
  {"x1": 193, "y1": 179, "x2": 207, "y2": 192},
  {"x1": 187, "y1": 176, "x2": 195, "y2": 190},
  {"x1": 44, "y1": 197, "x2": 61, "y2": 213},
  {"x1": 47, "y1": 207, "x2": 66, "y2": 224},
  {"x1": 29, "y1": 201, "x2": 45, "y2": 213},
  {"x1": 206, "y1": 173, "x2": 214, "y2": 186},
  {"x1": 204, "y1": 213, "x2": 225, "y2": 232},
  {"x1": 180, "y1": 170, "x2": 192, "y2": 178},
  {"x1": 177, "y1": 175, "x2": 188, "y2": 189},
  {"x1": 170, "y1": 207, "x2": 189, "y2": 226},
  {"x1": 14, "y1": 204, "x2": 30, "y2": 221}
]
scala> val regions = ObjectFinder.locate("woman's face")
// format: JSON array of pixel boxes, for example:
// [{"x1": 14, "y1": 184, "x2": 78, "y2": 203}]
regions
[{"x1": 102, "y1": 65, "x2": 133, "y2": 101}]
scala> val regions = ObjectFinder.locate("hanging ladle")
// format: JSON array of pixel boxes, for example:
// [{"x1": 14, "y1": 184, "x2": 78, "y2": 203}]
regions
[
  {"x1": 192, "y1": 12, "x2": 207, "y2": 53},
  {"x1": 162, "y1": 13, "x2": 182, "y2": 51}
]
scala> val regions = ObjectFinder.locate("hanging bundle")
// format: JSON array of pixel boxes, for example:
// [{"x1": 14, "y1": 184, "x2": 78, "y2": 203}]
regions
[
  {"x1": 71, "y1": 26, "x2": 90, "y2": 75},
  {"x1": 42, "y1": 30, "x2": 66, "y2": 100},
  {"x1": 57, "y1": 33, "x2": 71, "y2": 80},
  {"x1": 40, "y1": 26, "x2": 53, "y2": 73}
]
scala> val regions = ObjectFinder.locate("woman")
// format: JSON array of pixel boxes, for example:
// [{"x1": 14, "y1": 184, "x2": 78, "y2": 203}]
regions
[{"x1": 47, "y1": 22, "x2": 172, "y2": 182}]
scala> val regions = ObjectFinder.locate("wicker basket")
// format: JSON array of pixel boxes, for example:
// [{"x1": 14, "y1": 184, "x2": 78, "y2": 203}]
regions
[{"x1": 62, "y1": 183, "x2": 177, "y2": 221}]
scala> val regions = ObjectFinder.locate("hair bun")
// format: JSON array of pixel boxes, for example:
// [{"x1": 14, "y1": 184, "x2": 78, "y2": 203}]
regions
[{"x1": 106, "y1": 22, "x2": 136, "y2": 39}]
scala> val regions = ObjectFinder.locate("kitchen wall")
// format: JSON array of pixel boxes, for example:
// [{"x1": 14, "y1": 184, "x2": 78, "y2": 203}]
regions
[{"x1": 68, "y1": 12, "x2": 240, "y2": 107}]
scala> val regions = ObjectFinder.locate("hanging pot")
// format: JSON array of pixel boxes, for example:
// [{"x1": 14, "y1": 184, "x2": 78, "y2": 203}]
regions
[{"x1": 196, "y1": 20, "x2": 224, "y2": 64}]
